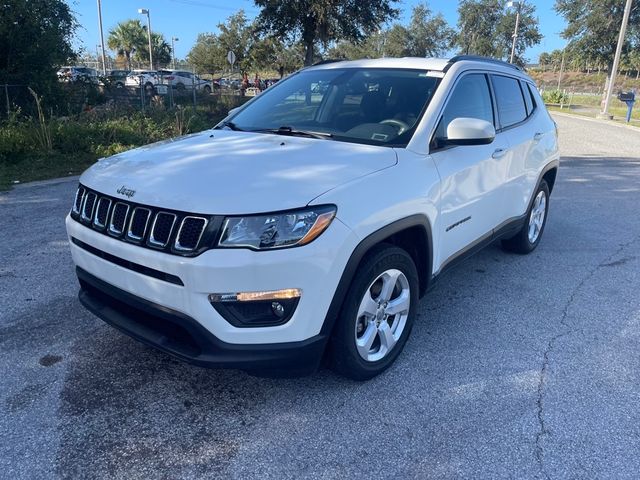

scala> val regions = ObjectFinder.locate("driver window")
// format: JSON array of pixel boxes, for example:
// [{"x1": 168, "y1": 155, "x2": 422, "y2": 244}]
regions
[{"x1": 433, "y1": 73, "x2": 494, "y2": 147}]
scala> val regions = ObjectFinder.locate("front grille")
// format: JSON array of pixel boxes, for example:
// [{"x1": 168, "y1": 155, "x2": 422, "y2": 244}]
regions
[{"x1": 70, "y1": 184, "x2": 215, "y2": 256}]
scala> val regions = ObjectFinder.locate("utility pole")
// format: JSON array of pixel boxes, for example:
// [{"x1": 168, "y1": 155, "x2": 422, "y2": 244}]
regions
[
  {"x1": 557, "y1": 47, "x2": 566, "y2": 91},
  {"x1": 138, "y1": 8, "x2": 153, "y2": 70},
  {"x1": 508, "y1": 1, "x2": 523, "y2": 64},
  {"x1": 97, "y1": 0, "x2": 107, "y2": 75},
  {"x1": 600, "y1": 0, "x2": 634, "y2": 119}
]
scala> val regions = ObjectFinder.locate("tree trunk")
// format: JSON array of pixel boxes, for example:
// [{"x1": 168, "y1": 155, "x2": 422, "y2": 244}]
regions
[{"x1": 304, "y1": 39, "x2": 314, "y2": 66}]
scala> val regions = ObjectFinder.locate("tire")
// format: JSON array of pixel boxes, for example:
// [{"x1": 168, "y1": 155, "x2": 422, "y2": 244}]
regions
[
  {"x1": 502, "y1": 179, "x2": 550, "y2": 254},
  {"x1": 144, "y1": 82, "x2": 155, "y2": 95},
  {"x1": 203, "y1": 85, "x2": 212, "y2": 94},
  {"x1": 328, "y1": 244, "x2": 419, "y2": 380},
  {"x1": 115, "y1": 81, "x2": 124, "y2": 89},
  {"x1": 176, "y1": 82, "x2": 185, "y2": 91}
]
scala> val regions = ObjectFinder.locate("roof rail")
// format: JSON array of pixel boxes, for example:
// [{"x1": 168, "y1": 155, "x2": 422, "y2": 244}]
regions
[
  {"x1": 445, "y1": 55, "x2": 523, "y2": 72},
  {"x1": 312, "y1": 59, "x2": 344, "y2": 66}
]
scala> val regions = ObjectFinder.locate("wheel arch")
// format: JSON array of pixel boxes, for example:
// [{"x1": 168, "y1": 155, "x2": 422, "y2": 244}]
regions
[
  {"x1": 320, "y1": 215, "x2": 433, "y2": 339},
  {"x1": 542, "y1": 165, "x2": 558, "y2": 193}
]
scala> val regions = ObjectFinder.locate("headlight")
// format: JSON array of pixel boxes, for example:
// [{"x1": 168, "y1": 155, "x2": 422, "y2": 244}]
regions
[{"x1": 218, "y1": 205, "x2": 336, "y2": 250}]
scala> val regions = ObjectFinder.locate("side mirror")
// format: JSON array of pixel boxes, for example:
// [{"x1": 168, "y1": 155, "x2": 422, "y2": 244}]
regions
[
  {"x1": 446, "y1": 117, "x2": 495, "y2": 146},
  {"x1": 227, "y1": 106, "x2": 241, "y2": 117}
]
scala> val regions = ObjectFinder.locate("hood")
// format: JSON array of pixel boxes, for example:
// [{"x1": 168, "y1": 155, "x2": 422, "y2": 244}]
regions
[{"x1": 80, "y1": 130, "x2": 397, "y2": 214}]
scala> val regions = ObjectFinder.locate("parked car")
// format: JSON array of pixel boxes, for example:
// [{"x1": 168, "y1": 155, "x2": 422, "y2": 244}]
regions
[
  {"x1": 57, "y1": 66, "x2": 99, "y2": 84},
  {"x1": 125, "y1": 70, "x2": 159, "y2": 92},
  {"x1": 104, "y1": 69, "x2": 130, "y2": 89},
  {"x1": 219, "y1": 77, "x2": 241, "y2": 90},
  {"x1": 158, "y1": 70, "x2": 213, "y2": 93},
  {"x1": 66, "y1": 56, "x2": 559, "y2": 380}
]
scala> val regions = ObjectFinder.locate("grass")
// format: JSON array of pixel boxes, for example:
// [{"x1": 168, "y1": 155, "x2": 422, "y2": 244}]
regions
[
  {"x1": 0, "y1": 94, "x2": 249, "y2": 191},
  {"x1": 0, "y1": 152, "x2": 96, "y2": 190}
]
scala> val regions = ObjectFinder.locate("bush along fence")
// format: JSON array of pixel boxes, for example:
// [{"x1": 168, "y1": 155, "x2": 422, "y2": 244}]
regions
[{"x1": 0, "y1": 83, "x2": 250, "y2": 189}]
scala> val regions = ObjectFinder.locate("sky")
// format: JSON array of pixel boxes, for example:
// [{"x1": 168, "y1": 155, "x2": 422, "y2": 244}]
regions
[{"x1": 69, "y1": 0, "x2": 567, "y2": 63}]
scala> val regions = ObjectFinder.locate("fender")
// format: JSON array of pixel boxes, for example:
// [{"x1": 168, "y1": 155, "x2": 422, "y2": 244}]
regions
[{"x1": 319, "y1": 214, "x2": 433, "y2": 338}]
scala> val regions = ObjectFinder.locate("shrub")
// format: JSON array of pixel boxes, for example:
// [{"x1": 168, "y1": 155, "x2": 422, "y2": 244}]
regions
[{"x1": 542, "y1": 89, "x2": 569, "y2": 104}]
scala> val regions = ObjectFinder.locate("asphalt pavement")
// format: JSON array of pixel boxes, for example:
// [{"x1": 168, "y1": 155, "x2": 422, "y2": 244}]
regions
[{"x1": 1, "y1": 113, "x2": 640, "y2": 479}]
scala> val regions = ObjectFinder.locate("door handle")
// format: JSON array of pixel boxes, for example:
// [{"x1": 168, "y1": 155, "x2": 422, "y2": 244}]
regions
[
  {"x1": 533, "y1": 132, "x2": 544, "y2": 142},
  {"x1": 492, "y1": 148, "x2": 508, "y2": 159}
]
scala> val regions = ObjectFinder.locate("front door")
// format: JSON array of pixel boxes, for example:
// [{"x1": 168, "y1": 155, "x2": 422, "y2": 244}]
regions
[{"x1": 430, "y1": 72, "x2": 510, "y2": 270}]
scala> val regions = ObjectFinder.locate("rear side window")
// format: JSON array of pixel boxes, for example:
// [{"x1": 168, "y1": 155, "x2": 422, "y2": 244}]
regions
[
  {"x1": 521, "y1": 80, "x2": 534, "y2": 115},
  {"x1": 434, "y1": 73, "x2": 494, "y2": 143},
  {"x1": 491, "y1": 75, "x2": 527, "y2": 128}
]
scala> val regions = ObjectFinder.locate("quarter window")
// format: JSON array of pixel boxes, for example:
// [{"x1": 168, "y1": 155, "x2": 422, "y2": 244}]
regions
[
  {"x1": 521, "y1": 80, "x2": 534, "y2": 115},
  {"x1": 491, "y1": 75, "x2": 527, "y2": 128}
]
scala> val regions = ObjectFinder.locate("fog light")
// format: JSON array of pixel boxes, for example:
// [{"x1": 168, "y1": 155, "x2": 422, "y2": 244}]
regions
[
  {"x1": 272, "y1": 302, "x2": 285, "y2": 318},
  {"x1": 208, "y1": 289, "x2": 301, "y2": 328}
]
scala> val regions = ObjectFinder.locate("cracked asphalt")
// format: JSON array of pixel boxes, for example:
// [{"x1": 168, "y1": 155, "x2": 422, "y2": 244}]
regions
[{"x1": 1, "y1": 113, "x2": 640, "y2": 479}]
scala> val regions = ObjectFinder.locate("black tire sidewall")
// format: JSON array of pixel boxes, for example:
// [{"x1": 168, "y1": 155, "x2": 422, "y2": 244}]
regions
[{"x1": 329, "y1": 245, "x2": 419, "y2": 380}]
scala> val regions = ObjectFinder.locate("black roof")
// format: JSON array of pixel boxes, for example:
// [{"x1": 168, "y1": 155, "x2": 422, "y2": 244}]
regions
[{"x1": 445, "y1": 55, "x2": 523, "y2": 72}]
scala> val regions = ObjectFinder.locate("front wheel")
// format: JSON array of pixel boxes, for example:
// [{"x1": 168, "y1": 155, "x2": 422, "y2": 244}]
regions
[
  {"x1": 502, "y1": 179, "x2": 550, "y2": 254},
  {"x1": 328, "y1": 244, "x2": 418, "y2": 380}
]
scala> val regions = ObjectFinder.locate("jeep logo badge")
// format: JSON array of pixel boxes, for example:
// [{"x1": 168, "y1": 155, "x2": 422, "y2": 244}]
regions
[{"x1": 116, "y1": 185, "x2": 136, "y2": 198}]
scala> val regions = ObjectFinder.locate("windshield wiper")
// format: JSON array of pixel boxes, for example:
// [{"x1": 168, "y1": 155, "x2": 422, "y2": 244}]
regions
[
  {"x1": 252, "y1": 126, "x2": 333, "y2": 140},
  {"x1": 215, "y1": 120, "x2": 243, "y2": 131}
]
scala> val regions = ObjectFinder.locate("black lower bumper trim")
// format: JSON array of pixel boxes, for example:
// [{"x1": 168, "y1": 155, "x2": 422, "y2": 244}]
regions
[{"x1": 76, "y1": 267, "x2": 327, "y2": 375}]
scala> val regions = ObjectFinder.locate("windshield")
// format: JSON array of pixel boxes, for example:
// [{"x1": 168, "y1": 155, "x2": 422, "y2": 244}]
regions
[{"x1": 228, "y1": 68, "x2": 440, "y2": 147}]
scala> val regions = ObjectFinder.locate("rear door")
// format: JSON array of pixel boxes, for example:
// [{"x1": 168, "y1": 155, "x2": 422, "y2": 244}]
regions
[
  {"x1": 489, "y1": 74, "x2": 542, "y2": 221},
  {"x1": 430, "y1": 72, "x2": 510, "y2": 269}
]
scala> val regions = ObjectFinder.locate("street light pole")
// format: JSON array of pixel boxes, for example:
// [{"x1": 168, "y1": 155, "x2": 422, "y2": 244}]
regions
[
  {"x1": 600, "y1": 0, "x2": 634, "y2": 118},
  {"x1": 171, "y1": 37, "x2": 179, "y2": 69},
  {"x1": 508, "y1": 0, "x2": 523, "y2": 64},
  {"x1": 96, "y1": 0, "x2": 107, "y2": 75},
  {"x1": 138, "y1": 8, "x2": 153, "y2": 70}
]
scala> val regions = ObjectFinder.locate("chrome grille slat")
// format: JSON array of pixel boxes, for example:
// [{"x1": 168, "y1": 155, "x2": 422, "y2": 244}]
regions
[
  {"x1": 81, "y1": 192, "x2": 97, "y2": 222},
  {"x1": 149, "y1": 212, "x2": 177, "y2": 247},
  {"x1": 175, "y1": 216, "x2": 208, "y2": 251},
  {"x1": 127, "y1": 207, "x2": 151, "y2": 241},
  {"x1": 93, "y1": 197, "x2": 112, "y2": 229},
  {"x1": 109, "y1": 202, "x2": 130, "y2": 235},
  {"x1": 73, "y1": 186, "x2": 86, "y2": 214}
]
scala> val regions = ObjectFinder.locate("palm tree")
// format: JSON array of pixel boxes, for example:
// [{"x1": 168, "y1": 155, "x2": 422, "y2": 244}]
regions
[
  {"x1": 107, "y1": 20, "x2": 146, "y2": 70},
  {"x1": 134, "y1": 32, "x2": 172, "y2": 68}
]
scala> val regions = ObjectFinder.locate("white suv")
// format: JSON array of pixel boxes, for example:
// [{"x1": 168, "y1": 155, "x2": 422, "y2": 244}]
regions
[
  {"x1": 66, "y1": 56, "x2": 559, "y2": 379},
  {"x1": 158, "y1": 70, "x2": 213, "y2": 93}
]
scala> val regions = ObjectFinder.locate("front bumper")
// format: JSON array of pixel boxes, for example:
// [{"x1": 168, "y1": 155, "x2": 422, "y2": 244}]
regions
[
  {"x1": 77, "y1": 267, "x2": 327, "y2": 374},
  {"x1": 66, "y1": 213, "x2": 358, "y2": 345}
]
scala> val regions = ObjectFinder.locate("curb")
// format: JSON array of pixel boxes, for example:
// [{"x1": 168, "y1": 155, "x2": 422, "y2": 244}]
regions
[
  {"x1": 550, "y1": 111, "x2": 640, "y2": 133},
  {"x1": 11, "y1": 175, "x2": 80, "y2": 190}
]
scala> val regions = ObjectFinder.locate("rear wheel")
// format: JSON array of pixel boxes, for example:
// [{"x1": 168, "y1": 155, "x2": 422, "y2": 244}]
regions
[
  {"x1": 203, "y1": 85, "x2": 212, "y2": 94},
  {"x1": 502, "y1": 179, "x2": 550, "y2": 254},
  {"x1": 329, "y1": 244, "x2": 418, "y2": 380}
]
